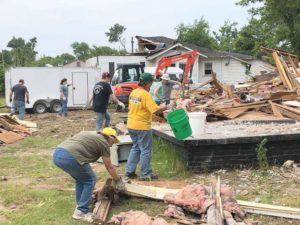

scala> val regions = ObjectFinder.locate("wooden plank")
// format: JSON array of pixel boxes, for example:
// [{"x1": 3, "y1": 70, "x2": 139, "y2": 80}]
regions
[
  {"x1": 279, "y1": 56, "x2": 300, "y2": 88},
  {"x1": 288, "y1": 55, "x2": 300, "y2": 77},
  {"x1": 93, "y1": 199, "x2": 112, "y2": 225},
  {"x1": 272, "y1": 52, "x2": 292, "y2": 89},
  {"x1": 282, "y1": 101, "x2": 300, "y2": 108},
  {"x1": 223, "y1": 210, "x2": 238, "y2": 225},
  {"x1": 124, "y1": 183, "x2": 179, "y2": 200},
  {"x1": 261, "y1": 46, "x2": 299, "y2": 58},
  {"x1": 0, "y1": 131, "x2": 24, "y2": 144},
  {"x1": 270, "y1": 91, "x2": 297, "y2": 101},
  {"x1": 268, "y1": 100, "x2": 283, "y2": 117}
]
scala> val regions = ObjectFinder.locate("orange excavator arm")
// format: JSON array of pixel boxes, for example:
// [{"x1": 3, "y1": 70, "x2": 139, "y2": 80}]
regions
[{"x1": 154, "y1": 50, "x2": 197, "y2": 84}]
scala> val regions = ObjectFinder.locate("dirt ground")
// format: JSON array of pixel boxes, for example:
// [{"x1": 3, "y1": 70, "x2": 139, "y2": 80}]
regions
[{"x1": 17, "y1": 109, "x2": 300, "y2": 224}]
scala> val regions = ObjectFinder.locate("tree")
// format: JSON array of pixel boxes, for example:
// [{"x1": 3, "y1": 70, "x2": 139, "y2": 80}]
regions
[
  {"x1": 175, "y1": 18, "x2": 217, "y2": 49},
  {"x1": 105, "y1": 23, "x2": 127, "y2": 50},
  {"x1": 90, "y1": 45, "x2": 122, "y2": 56},
  {"x1": 7, "y1": 36, "x2": 37, "y2": 66},
  {"x1": 237, "y1": 0, "x2": 300, "y2": 55},
  {"x1": 213, "y1": 20, "x2": 238, "y2": 52},
  {"x1": 33, "y1": 53, "x2": 76, "y2": 67},
  {"x1": 71, "y1": 42, "x2": 91, "y2": 61}
]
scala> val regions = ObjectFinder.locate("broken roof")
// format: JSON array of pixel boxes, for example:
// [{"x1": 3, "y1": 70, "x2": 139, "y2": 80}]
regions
[{"x1": 136, "y1": 36, "x2": 255, "y2": 61}]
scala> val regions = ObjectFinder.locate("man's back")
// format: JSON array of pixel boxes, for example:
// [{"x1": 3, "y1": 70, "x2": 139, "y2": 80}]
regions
[{"x1": 12, "y1": 84, "x2": 28, "y2": 102}]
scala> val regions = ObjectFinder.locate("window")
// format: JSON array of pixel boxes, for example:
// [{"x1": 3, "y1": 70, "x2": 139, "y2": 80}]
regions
[
  {"x1": 179, "y1": 63, "x2": 186, "y2": 71},
  {"x1": 204, "y1": 62, "x2": 213, "y2": 76},
  {"x1": 171, "y1": 63, "x2": 176, "y2": 67}
]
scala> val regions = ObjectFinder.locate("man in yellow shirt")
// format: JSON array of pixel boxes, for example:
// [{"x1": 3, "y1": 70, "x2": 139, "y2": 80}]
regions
[{"x1": 126, "y1": 73, "x2": 167, "y2": 180}]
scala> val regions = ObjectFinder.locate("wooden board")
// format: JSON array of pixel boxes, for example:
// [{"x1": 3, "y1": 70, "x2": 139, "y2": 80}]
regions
[
  {"x1": 0, "y1": 131, "x2": 24, "y2": 144},
  {"x1": 282, "y1": 101, "x2": 300, "y2": 108}
]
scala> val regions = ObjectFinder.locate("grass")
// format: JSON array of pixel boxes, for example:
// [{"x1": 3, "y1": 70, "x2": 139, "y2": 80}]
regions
[{"x1": 0, "y1": 132, "x2": 191, "y2": 224}]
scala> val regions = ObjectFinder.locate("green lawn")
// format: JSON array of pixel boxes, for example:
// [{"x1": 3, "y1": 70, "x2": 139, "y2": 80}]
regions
[{"x1": 0, "y1": 134, "x2": 190, "y2": 225}]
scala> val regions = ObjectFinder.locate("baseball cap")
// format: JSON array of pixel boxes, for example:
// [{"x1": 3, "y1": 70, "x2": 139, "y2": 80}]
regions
[
  {"x1": 139, "y1": 73, "x2": 154, "y2": 83},
  {"x1": 99, "y1": 127, "x2": 120, "y2": 144}
]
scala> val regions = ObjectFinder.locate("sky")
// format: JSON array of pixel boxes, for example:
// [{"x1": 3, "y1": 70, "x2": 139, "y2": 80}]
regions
[{"x1": 0, "y1": 0, "x2": 251, "y2": 57}]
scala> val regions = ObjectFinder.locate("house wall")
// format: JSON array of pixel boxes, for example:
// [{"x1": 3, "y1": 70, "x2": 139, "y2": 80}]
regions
[
  {"x1": 198, "y1": 58, "x2": 250, "y2": 84},
  {"x1": 86, "y1": 56, "x2": 146, "y2": 74}
]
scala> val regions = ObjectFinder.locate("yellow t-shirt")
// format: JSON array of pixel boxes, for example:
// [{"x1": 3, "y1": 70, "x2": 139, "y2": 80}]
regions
[{"x1": 127, "y1": 88, "x2": 159, "y2": 130}]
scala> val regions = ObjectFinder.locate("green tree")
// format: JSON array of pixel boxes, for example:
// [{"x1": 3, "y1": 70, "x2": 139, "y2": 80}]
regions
[
  {"x1": 33, "y1": 53, "x2": 76, "y2": 67},
  {"x1": 234, "y1": 18, "x2": 278, "y2": 57},
  {"x1": 71, "y1": 42, "x2": 91, "y2": 61},
  {"x1": 7, "y1": 36, "x2": 37, "y2": 66},
  {"x1": 213, "y1": 20, "x2": 238, "y2": 52},
  {"x1": 175, "y1": 18, "x2": 217, "y2": 49},
  {"x1": 90, "y1": 45, "x2": 122, "y2": 56},
  {"x1": 0, "y1": 64, "x2": 5, "y2": 93},
  {"x1": 105, "y1": 23, "x2": 127, "y2": 50},
  {"x1": 237, "y1": 0, "x2": 300, "y2": 55}
]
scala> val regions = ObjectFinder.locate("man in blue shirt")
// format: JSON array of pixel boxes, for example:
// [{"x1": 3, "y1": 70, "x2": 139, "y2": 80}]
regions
[{"x1": 9, "y1": 79, "x2": 29, "y2": 120}]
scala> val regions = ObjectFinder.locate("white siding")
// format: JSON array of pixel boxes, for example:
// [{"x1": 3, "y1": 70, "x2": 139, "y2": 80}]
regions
[{"x1": 86, "y1": 56, "x2": 146, "y2": 73}]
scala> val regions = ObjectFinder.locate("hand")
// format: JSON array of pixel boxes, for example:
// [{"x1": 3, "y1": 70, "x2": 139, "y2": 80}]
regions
[
  {"x1": 9, "y1": 98, "x2": 12, "y2": 103},
  {"x1": 62, "y1": 96, "x2": 66, "y2": 101},
  {"x1": 26, "y1": 100, "x2": 30, "y2": 104},
  {"x1": 115, "y1": 177, "x2": 126, "y2": 192},
  {"x1": 118, "y1": 101, "x2": 125, "y2": 110}
]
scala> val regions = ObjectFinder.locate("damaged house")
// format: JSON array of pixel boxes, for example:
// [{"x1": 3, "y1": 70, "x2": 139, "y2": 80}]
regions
[{"x1": 86, "y1": 36, "x2": 266, "y2": 84}]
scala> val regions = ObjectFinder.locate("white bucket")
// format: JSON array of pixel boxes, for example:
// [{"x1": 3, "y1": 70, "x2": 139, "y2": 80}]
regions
[{"x1": 188, "y1": 112, "x2": 207, "y2": 136}]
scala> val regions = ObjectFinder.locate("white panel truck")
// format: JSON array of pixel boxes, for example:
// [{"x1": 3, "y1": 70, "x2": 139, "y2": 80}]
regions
[{"x1": 5, "y1": 67, "x2": 101, "y2": 113}]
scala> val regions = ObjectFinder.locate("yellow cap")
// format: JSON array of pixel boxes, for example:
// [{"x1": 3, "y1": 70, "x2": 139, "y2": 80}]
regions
[{"x1": 100, "y1": 127, "x2": 120, "y2": 144}]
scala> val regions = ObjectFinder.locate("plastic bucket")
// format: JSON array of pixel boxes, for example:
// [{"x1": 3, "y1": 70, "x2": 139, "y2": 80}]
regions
[
  {"x1": 167, "y1": 109, "x2": 192, "y2": 140},
  {"x1": 188, "y1": 112, "x2": 207, "y2": 136}
]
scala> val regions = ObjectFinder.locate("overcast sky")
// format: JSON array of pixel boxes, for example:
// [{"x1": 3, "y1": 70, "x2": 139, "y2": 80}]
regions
[{"x1": 0, "y1": 0, "x2": 250, "y2": 57}]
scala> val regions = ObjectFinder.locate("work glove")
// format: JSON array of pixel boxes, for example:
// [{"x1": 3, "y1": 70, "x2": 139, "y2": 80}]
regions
[
  {"x1": 9, "y1": 98, "x2": 12, "y2": 103},
  {"x1": 26, "y1": 100, "x2": 30, "y2": 104},
  {"x1": 115, "y1": 177, "x2": 126, "y2": 192},
  {"x1": 118, "y1": 101, "x2": 125, "y2": 110}
]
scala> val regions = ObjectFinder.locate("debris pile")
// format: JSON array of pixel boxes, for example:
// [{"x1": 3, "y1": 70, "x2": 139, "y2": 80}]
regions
[
  {"x1": 168, "y1": 47, "x2": 300, "y2": 122},
  {"x1": 0, "y1": 115, "x2": 34, "y2": 144}
]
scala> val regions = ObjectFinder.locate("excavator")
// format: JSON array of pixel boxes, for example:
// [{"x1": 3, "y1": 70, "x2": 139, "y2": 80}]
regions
[{"x1": 112, "y1": 49, "x2": 197, "y2": 104}]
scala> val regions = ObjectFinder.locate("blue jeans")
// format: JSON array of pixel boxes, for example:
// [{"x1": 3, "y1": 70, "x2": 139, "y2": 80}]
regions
[
  {"x1": 59, "y1": 99, "x2": 68, "y2": 116},
  {"x1": 125, "y1": 129, "x2": 153, "y2": 178},
  {"x1": 96, "y1": 111, "x2": 110, "y2": 130},
  {"x1": 11, "y1": 100, "x2": 25, "y2": 120},
  {"x1": 52, "y1": 147, "x2": 96, "y2": 213}
]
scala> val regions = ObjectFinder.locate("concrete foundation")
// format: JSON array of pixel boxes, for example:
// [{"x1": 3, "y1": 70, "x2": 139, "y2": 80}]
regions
[{"x1": 152, "y1": 120, "x2": 300, "y2": 171}]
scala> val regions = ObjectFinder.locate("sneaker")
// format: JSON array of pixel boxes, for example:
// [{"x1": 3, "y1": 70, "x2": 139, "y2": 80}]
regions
[
  {"x1": 139, "y1": 173, "x2": 159, "y2": 181},
  {"x1": 72, "y1": 209, "x2": 94, "y2": 223},
  {"x1": 125, "y1": 172, "x2": 138, "y2": 179}
]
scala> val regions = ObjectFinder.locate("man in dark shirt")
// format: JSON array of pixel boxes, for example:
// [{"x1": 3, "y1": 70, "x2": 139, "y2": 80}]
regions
[
  {"x1": 91, "y1": 72, "x2": 125, "y2": 130},
  {"x1": 9, "y1": 79, "x2": 29, "y2": 120}
]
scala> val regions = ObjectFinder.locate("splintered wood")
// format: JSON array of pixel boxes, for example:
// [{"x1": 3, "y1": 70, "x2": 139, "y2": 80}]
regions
[
  {"x1": 181, "y1": 47, "x2": 300, "y2": 122},
  {"x1": 0, "y1": 115, "x2": 33, "y2": 144}
]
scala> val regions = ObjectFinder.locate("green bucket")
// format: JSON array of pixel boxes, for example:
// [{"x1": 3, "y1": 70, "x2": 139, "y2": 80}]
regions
[{"x1": 167, "y1": 109, "x2": 192, "y2": 140}]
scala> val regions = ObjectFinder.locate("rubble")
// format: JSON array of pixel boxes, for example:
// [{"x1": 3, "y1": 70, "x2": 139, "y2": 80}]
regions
[
  {"x1": 0, "y1": 115, "x2": 35, "y2": 144},
  {"x1": 111, "y1": 211, "x2": 170, "y2": 225}
]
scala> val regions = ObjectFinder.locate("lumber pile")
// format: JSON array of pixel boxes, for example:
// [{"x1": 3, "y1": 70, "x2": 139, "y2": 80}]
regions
[
  {"x1": 169, "y1": 47, "x2": 300, "y2": 122},
  {"x1": 0, "y1": 115, "x2": 34, "y2": 144}
]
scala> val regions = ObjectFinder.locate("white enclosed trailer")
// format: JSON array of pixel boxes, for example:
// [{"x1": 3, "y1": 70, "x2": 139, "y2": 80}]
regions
[{"x1": 5, "y1": 67, "x2": 101, "y2": 113}]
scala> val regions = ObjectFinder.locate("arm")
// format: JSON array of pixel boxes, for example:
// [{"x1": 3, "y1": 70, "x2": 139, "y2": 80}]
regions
[
  {"x1": 9, "y1": 90, "x2": 13, "y2": 101},
  {"x1": 25, "y1": 91, "x2": 29, "y2": 102},
  {"x1": 102, "y1": 156, "x2": 121, "y2": 181},
  {"x1": 154, "y1": 86, "x2": 162, "y2": 100},
  {"x1": 154, "y1": 104, "x2": 168, "y2": 114},
  {"x1": 110, "y1": 93, "x2": 121, "y2": 105}
]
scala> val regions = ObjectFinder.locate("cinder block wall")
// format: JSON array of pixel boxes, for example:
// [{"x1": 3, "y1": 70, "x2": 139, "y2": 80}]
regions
[{"x1": 153, "y1": 131, "x2": 300, "y2": 172}]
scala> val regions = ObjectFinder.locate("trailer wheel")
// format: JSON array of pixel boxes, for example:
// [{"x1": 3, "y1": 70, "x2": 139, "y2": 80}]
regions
[
  {"x1": 33, "y1": 101, "x2": 47, "y2": 114},
  {"x1": 50, "y1": 100, "x2": 62, "y2": 113}
]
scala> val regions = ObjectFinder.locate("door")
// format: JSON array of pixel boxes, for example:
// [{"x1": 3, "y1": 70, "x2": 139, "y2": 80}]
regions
[{"x1": 72, "y1": 72, "x2": 88, "y2": 105}]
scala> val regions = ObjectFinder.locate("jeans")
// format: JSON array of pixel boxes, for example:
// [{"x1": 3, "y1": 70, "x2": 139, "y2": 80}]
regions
[
  {"x1": 125, "y1": 129, "x2": 153, "y2": 178},
  {"x1": 52, "y1": 147, "x2": 96, "y2": 213},
  {"x1": 11, "y1": 100, "x2": 25, "y2": 120},
  {"x1": 96, "y1": 111, "x2": 110, "y2": 130},
  {"x1": 59, "y1": 99, "x2": 68, "y2": 116}
]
